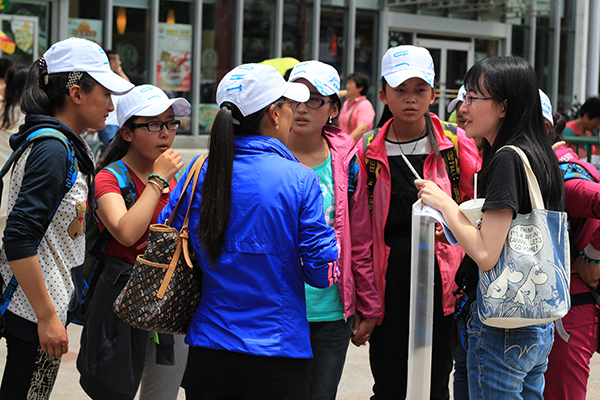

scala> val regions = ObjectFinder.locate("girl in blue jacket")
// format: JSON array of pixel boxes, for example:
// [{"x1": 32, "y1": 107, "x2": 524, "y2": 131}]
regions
[{"x1": 159, "y1": 63, "x2": 340, "y2": 400}]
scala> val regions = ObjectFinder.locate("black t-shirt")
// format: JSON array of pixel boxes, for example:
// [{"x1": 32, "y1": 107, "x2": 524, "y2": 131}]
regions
[{"x1": 482, "y1": 147, "x2": 562, "y2": 216}]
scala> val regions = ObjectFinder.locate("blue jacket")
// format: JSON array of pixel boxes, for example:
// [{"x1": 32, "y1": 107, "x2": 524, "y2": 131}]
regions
[{"x1": 159, "y1": 135, "x2": 339, "y2": 359}]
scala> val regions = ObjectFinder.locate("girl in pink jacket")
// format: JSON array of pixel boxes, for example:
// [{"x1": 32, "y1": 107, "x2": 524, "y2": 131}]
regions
[
  {"x1": 358, "y1": 45, "x2": 479, "y2": 400},
  {"x1": 287, "y1": 60, "x2": 382, "y2": 400}
]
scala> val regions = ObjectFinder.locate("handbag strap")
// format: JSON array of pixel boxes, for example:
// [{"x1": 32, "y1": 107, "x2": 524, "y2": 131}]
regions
[
  {"x1": 500, "y1": 145, "x2": 545, "y2": 210},
  {"x1": 166, "y1": 154, "x2": 208, "y2": 227}
]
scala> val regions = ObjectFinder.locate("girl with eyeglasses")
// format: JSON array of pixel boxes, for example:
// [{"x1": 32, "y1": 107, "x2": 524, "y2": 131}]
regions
[
  {"x1": 77, "y1": 84, "x2": 191, "y2": 400},
  {"x1": 286, "y1": 60, "x2": 382, "y2": 400},
  {"x1": 0, "y1": 37, "x2": 133, "y2": 399},
  {"x1": 160, "y1": 63, "x2": 339, "y2": 400},
  {"x1": 417, "y1": 56, "x2": 564, "y2": 399}
]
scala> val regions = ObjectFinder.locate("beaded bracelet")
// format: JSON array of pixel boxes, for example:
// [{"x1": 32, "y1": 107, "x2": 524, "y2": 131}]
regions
[
  {"x1": 580, "y1": 250, "x2": 600, "y2": 264},
  {"x1": 147, "y1": 179, "x2": 164, "y2": 192},
  {"x1": 148, "y1": 174, "x2": 170, "y2": 189}
]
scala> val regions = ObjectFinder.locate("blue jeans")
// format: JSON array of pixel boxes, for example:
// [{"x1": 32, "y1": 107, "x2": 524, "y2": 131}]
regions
[
  {"x1": 453, "y1": 342, "x2": 469, "y2": 400},
  {"x1": 467, "y1": 302, "x2": 554, "y2": 400},
  {"x1": 307, "y1": 316, "x2": 354, "y2": 400},
  {"x1": 97, "y1": 124, "x2": 119, "y2": 154}
]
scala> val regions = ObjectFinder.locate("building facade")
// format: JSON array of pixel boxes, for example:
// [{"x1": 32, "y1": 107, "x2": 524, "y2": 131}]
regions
[{"x1": 3, "y1": 0, "x2": 599, "y2": 145}]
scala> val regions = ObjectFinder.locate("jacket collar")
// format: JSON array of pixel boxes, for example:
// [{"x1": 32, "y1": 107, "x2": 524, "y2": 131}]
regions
[{"x1": 234, "y1": 135, "x2": 299, "y2": 163}]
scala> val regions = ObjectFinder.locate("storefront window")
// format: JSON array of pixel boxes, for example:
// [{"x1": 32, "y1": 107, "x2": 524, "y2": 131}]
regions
[
  {"x1": 0, "y1": 2, "x2": 49, "y2": 64},
  {"x1": 283, "y1": 0, "x2": 313, "y2": 62},
  {"x1": 319, "y1": 7, "x2": 345, "y2": 77},
  {"x1": 112, "y1": 6, "x2": 149, "y2": 85},
  {"x1": 157, "y1": 0, "x2": 195, "y2": 134},
  {"x1": 199, "y1": 0, "x2": 235, "y2": 133},
  {"x1": 68, "y1": 0, "x2": 103, "y2": 47},
  {"x1": 354, "y1": 11, "x2": 376, "y2": 81},
  {"x1": 243, "y1": 0, "x2": 276, "y2": 63}
]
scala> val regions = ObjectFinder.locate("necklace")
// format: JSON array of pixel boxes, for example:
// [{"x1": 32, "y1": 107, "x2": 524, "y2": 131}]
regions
[{"x1": 391, "y1": 123, "x2": 427, "y2": 155}]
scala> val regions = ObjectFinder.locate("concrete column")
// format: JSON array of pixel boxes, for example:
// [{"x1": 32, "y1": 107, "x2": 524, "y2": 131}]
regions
[
  {"x1": 345, "y1": 0, "x2": 356, "y2": 76},
  {"x1": 311, "y1": 0, "x2": 321, "y2": 60},
  {"x1": 587, "y1": 0, "x2": 600, "y2": 97}
]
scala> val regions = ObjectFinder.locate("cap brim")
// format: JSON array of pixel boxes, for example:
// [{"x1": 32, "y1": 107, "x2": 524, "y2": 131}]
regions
[
  {"x1": 282, "y1": 81, "x2": 310, "y2": 102},
  {"x1": 88, "y1": 71, "x2": 134, "y2": 95},
  {"x1": 447, "y1": 98, "x2": 461, "y2": 113},
  {"x1": 134, "y1": 98, "x2": 192, "y2": 118},
  {"x1": 384, "y1": 70, "x2": 433, "y2": 89}
]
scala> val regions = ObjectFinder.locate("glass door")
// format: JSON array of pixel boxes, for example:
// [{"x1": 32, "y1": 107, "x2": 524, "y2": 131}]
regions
[{"x1": 415, "y1": 39, "x2": 473, "y2": 121}]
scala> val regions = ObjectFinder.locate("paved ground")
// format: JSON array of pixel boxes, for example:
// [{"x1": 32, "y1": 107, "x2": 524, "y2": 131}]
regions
[
  {"x1": 1, "y1": 148, "x2": 599, "y2": 399},
  {"x1": 0, "y1": 324, "x2": 598, "y2": 399}
]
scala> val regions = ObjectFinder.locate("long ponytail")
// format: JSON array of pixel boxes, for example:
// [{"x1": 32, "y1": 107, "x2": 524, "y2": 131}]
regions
[
  {"x1": 21, "y1": 59, "x2": 97, "y2": 117},
  {"x1": 197, "y1": 106, "x2": 235, "y2": 266}
]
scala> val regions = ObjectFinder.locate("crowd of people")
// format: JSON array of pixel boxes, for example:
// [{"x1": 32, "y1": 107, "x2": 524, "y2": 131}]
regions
[{"x1": 0, "y1": 35, "x2": 598, "y2": 400}]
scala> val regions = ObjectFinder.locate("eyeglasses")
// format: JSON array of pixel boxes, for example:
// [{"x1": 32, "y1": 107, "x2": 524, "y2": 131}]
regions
[
  {"x1": 131, "y1": 120, "x2": 181, "y2": 132},
  {"x1": 464, "y1": 93, "x2": 493, "y2": 106},
  {"x1": 305, "y1": 98, "x2": 334, "y2": 109}
]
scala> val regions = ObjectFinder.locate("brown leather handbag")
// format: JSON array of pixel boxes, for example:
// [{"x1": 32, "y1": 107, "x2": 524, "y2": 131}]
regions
[{"x1": 113, "y1": 154, "x2": 207, "y2": 334}]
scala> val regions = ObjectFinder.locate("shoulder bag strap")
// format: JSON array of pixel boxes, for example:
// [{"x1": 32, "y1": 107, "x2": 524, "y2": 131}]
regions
[
  {"x1": 501, "y1": 145, "x2": 545, "y2": 210},
  {"x1": 347, "y1": 99, "x2": 366, "y2": 129},
  {"x1": 166, "y1": 154, "x2": 208, "y2": 227}
]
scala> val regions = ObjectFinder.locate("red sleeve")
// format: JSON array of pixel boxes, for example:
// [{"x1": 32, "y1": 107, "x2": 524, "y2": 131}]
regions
[{"x1": 94, "y1": 169, "x2": 122, "y2": 199}]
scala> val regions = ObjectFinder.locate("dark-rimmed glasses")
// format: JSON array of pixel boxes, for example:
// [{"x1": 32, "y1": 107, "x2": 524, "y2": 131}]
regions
[
  {"x1": 305, "y1": 98, "x2": 334, "y2": 109},
  {"x1": 464, "y1": 93, "x2": 493, "y2": 106},
  {"x1": 131, "y1": 120, "x2": 181, "y2": 132}
]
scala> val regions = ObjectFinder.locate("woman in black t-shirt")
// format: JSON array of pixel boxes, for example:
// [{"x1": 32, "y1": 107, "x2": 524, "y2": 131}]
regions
[{"x1": 416, "y1": 56, "x2": 563, "y2": 400}]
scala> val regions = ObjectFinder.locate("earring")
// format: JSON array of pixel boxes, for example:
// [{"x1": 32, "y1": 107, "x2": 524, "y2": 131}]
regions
[
  {"x1": 276, "y1": 124, "x2": 279, "y2": 130},
  {"x1": 328, "y1": 116, "x2": 333, "y2": 125}
]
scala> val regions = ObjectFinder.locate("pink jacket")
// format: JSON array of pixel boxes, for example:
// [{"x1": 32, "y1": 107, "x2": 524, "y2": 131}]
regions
[
  {"x1": 556, "y1": 145, "x2": 600, "y2": 294},
  {"x1": 323, "y1": 125, "x2": 382, "y2": 321},
  {"x1": 358, "y1": 114, "x2": 480, "y2": 320}
]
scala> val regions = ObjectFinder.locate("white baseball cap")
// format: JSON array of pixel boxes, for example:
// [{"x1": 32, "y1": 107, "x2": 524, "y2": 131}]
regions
[
  {"x1": 43, "y1": 37, "x2": 134, "y2": 95},
  {"x1": 117, "y1": 84, "x2": 191, "y2": 127},
  {"x1": 216, "y1": 63, "x2": 309, "y2": 117},
  {"x1": 288, "y1": 61, "x2": 341, "y2": 96},
  {"x1": 539, "y1": 89, "x2": 554, "y2": 126},
  {"x1": 381, "y1": 45, "x2": 435, "y2": 88},
  {"x1": 447, "y1": 85, "x2": 467, "y2": 114}
]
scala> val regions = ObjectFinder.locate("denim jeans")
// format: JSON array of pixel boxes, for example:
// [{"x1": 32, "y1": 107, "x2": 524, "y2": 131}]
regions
[
  {"x1": 97, "y1": 124, "x2": 119, "y2": 154},
  {"x1": 467, "y1": 302, "x2": 554, "y2": 400},
  {"x1": 453, "y1": 343, "x2": 469, "y2": 400},
  {"x1": 307, "y1": 316, "x2": 354, "y2": 400}
]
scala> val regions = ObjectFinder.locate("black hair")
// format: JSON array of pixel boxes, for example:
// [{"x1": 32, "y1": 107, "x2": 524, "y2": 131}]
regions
[
  {"x1": 347, "y1": 72, "x2": 370, "y2": 96},
  {"x1": 0, "y1": 56, "x2": 14, "y2": 80},
  {"x1": 548, "y1": 111, "x2": 566, "y2": 145},
  {"x1": 464, "y1": 56, "x2": 563, "y2": 207},
  {"x1": 579, "y1": 97, "x2": 600, "y2": 120},
  {"x1": 198, "y1": 100, "x2": 283, "y2": 266},
  {"x1": 95, "y1": 117, "x2": 136, "y2": 173},
  {"x1": 379, "y1": 77, "x2": 439, "y2": 157},
  {"x1": 106, "y1": 50, "x2": 119, "y2": 61},
  {"x1": 1, "y1": 64, "x2": 28, "y2": 130},
  {"x1": 21, "y1": 59, "x2": 98, "y2": 117}
]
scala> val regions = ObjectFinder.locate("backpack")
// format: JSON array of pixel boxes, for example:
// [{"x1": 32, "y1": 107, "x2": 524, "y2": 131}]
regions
[
  {"x1": 347, "y1": 154, "x2": 360, "y2": 200},
  {"x1": 361, "y1": 120, "x2": 461, "y2": 214},
  {"x1": 71, "y1": 159, "x2": 137, "y2": 325},
  {"x1": 0, "y1": 128, "x2": 78, "y2": 311}
]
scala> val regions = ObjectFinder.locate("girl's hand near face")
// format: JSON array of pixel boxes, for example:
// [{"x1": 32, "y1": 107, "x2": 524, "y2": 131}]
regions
[{"x1": 152, "y1": 148, "x2": 184, "y2": 182}]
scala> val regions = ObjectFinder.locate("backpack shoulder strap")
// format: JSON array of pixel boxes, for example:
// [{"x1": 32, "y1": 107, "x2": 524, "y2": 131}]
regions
[
  {"x1": 0, "y1": 128, "x2": 78, "y2": 193},
  {"x1": 103, "y1": 159, "x2": 137, "y2": 209},
  {"x1": 347, "y1": 154, "x2": 360, "y2": 200},
  {"x1": 439, "y1": 121, "x2": 462, "y2": 204},
  {"x1": 362, "y1": 127, "x2": 382, "y2": 215},
  {"x1": 559, "y1": 161, "x2": 596, "y2": 183}
]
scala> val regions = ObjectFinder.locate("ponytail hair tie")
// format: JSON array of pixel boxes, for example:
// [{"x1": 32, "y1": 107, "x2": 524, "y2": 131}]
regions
[{"x1": 38, "y1": 58, "x2": 47, "y2": 71}]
